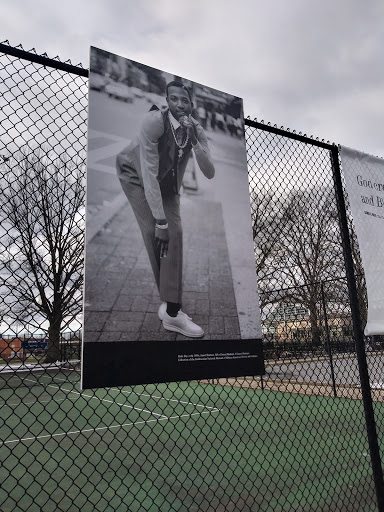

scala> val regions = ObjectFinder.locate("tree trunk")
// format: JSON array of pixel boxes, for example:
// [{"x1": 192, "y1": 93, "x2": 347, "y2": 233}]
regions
[
  {"x1": 309, "y1": 301, "x2": 321, "y2": 346},
  {"x1": 45, "y1": 316, "x2": 62, "y2": 363},
  {"x1": 356, "y1": 274, "x2": 368, "y2": 328}
]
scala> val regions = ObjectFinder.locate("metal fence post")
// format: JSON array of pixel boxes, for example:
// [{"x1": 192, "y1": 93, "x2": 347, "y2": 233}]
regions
[
  {"x1": 331, "y1": 144, "x2": 384, "y2": 511},
  {"x1": 320, "y1": 281, "x2": 337, "y2": 398}
]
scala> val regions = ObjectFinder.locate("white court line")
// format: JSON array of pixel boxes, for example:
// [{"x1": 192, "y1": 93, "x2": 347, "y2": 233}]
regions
[
  {"x1": 40, "y1": 376, "x2": 218, "y2": 413},
  {"x1": 6, "y1": 397, "x2": 74, "y2": 406},
  {"x1": 36, "y1": 376, "x2": 78, "y2": 385},
  {"x1": 113, "y1": 388, "x2": 219, "y2": 411},
  {"x1": 23, "y1": 378, "x2": 168, "y2": 419},
  {"x1": 2, "y1": 409, "x2": 221, "y2": 446}
]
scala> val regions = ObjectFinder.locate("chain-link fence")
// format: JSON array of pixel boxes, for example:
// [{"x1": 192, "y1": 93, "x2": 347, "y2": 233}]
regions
[{"x1": 1, "y1": 40, "x2": 383, "y2": 511}]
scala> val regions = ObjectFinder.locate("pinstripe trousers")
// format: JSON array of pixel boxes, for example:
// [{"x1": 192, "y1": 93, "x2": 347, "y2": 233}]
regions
[{"x1": 119, "y1": 179, "x2": 183, "y2": 304}]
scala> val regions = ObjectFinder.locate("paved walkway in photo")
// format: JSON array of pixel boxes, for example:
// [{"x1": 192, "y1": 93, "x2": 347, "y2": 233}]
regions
[{"x1": 83, "y1": 192, "x2": 241, "y2": 341}]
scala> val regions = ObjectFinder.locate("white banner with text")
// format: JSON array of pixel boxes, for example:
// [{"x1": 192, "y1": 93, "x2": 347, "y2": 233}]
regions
[{"x1": 340, "y1": 145, "x2": 384, "y2": 335}]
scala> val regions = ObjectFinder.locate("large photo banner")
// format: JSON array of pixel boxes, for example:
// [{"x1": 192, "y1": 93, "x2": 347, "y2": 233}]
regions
[
  {"x1": 340, "y1": 145, "x2": 384, "y2": 335},
  {"x1": 81, "y1": 47, "x2": 264, "y2": 389}
]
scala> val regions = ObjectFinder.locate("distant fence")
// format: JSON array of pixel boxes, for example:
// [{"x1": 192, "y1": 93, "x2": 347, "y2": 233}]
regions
[{"x1": 1, "y1": 40, "x2": 384, "y2": 512}]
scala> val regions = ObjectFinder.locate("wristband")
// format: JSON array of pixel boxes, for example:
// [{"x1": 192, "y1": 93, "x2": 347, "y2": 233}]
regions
[{"x1": 156, "y1": 223, "x2": 168, "y2": 230}]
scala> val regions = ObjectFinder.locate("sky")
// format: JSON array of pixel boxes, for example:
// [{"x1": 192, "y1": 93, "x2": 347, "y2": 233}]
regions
[{"x1": 2, "y1": 0, "x2": 384, "y2": 156}]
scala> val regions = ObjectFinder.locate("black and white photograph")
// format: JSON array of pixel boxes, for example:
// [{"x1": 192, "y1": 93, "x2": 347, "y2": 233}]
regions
[{"x1": 82, "y1": 47, "x2": 263, "y2": 388}]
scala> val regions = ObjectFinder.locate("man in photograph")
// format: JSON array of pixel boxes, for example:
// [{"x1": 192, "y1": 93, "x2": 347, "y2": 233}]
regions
[{"x1": 116, "y1": 81, "x2": 215, "y2": 338}]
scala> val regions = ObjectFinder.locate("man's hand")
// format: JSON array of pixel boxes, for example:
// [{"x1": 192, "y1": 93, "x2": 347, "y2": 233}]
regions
[
  {"x1": 180, "y1": 115, "x2": 197, "y2": 146},
  {"x1": 155, "y1": 225, "x2": 169, "y2": 258}
]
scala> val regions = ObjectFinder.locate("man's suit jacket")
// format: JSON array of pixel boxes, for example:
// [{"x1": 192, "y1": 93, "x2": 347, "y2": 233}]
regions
[{"x1": 116, "y1": 107, "x2": 215, "y2": 220}]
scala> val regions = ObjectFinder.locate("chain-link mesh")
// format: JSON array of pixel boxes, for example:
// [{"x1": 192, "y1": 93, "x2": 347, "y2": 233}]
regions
[
  {"x1": 246, "y1": 121, "x2": 382, "y2": 511},
  {"x1": 0, "y1": 41, "x2": 383, "y2": 511}
]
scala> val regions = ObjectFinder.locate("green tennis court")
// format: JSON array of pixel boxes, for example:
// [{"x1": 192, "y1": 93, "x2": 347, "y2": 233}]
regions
[{"x1": 0, "y1": 367, "x2": 380, "y2": 511}]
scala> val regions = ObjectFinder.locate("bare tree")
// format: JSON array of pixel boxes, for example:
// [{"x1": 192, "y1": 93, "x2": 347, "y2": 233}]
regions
[
  {"x1": 281, "y1": 188, "x2": 345, "y2": 342},
  {"x1": 251, "y1": 188, "x2": 289, "y2": 306},
  {"x1": 0, "y1": 147, "x2": 85, "y2": 362},
  {"x1": 252, "y1": 186, "x2": 347, "y2": 343}
]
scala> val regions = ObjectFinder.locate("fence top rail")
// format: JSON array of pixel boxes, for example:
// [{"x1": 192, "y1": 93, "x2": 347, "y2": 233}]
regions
[
  {"x1": 1, "y1": 41, "x2": 336, "y2": 150},
  {"x1": 0, "y1": 41, "x2": 88, "y2": 78},
  {"x1": 245, "y1": 117, "x2": 335, "y2": 151}
]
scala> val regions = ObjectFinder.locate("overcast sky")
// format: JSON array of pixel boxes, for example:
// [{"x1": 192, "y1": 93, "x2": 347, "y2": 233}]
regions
[{"x1": 2, "y1": 0, "x2": 384, "y2": 156}]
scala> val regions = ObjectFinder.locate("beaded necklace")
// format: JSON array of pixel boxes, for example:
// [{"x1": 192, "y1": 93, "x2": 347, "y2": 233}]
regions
[{"x1": 168, "y1": 111, "x2": 189, "y2": 158}]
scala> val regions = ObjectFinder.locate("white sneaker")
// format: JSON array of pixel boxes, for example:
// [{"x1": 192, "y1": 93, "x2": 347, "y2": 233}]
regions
[
  {"x1": 163, "y1": 311, "x2": 204, "y2": 338},
  {"x1": 158, "y1": 303, "x2": 192, "y2": 321}
]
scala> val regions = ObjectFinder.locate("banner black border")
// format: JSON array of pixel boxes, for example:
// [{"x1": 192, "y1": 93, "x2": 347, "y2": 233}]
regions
[{"x1": 82, "y1": 339, "x2": 264, "y2": 389}]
